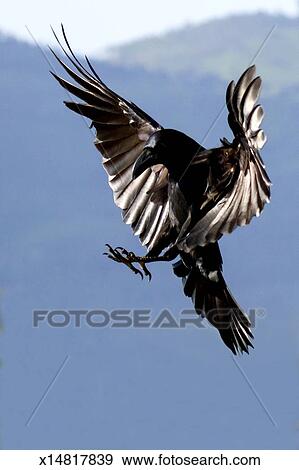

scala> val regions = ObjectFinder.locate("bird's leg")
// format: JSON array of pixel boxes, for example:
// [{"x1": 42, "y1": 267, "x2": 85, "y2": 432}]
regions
[{"x1": 103, "y1": 244, "x2": 178, "y2": 281}]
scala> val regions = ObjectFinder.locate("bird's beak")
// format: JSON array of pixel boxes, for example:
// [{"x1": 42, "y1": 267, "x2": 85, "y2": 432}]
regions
[
  {"x1": 191, "y1": 148, "x2": 217, "y2": 165},
  {"x1": 132, "y1": 148, "x2": 159, "y2": 180}
]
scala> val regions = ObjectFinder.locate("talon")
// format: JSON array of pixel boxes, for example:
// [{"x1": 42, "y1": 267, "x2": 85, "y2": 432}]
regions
[
  {"x1": 103, "y1": 244, "x2": 155, "y2": 281},
  {"x1": 140, "y1": 263, "x2": 152, "y2": 281},
  {"x1": 104, "y1": 243, "x2": 146, "y2": 279},
  {"x1": 134, "y1": 269, "x2": 144, "y2": 280}
]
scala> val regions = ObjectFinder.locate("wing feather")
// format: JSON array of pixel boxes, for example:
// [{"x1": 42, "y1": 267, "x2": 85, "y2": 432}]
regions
[
  {"x1": 102, "y1": 143, "x2": 145, "y2": 175},
  {"x1": 114, "y1": 170, "x2": 151, "y2": 210},
  {"x1": 227, "y1": 66, "x2": 266, "y2": 152},
  {"x1": 108, "y1": 165, "x2": 134, "y2": 192},
  {"x1": 232, "y1": 65, "x2": 257, "y2": 122},
  {"x1": 182, "y1": 66, "x2": 271, "y2": 247},
  {"x1": 51, "y1": 27, "x2": 171, "y2": 252}
]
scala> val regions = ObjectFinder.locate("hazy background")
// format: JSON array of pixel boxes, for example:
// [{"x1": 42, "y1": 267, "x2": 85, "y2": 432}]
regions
[
  {"x1": 0, "y1": 0, "x2": 298, "y2": 450},
  {"x1": 1, "y1": 0, "x2": 298, "y2": 53}
]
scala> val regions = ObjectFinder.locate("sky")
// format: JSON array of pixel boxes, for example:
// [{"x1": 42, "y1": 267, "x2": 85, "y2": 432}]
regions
[{"x1": 1, "y1": 0, "x2": 298, "y2": 54}]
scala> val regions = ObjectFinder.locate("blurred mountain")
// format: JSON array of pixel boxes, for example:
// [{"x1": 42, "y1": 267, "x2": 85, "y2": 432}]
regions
[
  {"x1": 0, "y1": 25, "x2": 298, "y2": 450},
  {"x1": 105, "y1": 13, "x2": 299, "y2": 95}
]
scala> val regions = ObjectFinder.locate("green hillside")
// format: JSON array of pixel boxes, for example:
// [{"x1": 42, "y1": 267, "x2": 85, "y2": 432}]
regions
[{"x1": 105, "y1": 13, "x2": 299, "y2": 95}]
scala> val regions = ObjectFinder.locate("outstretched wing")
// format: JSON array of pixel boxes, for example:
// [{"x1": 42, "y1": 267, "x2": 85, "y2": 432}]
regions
[
  {"x1": 50, "y1": 27, "x2": 171, "y2": 252},
  {"x1": 180, "y1": 65, "x2": 271, "y2": 249}
]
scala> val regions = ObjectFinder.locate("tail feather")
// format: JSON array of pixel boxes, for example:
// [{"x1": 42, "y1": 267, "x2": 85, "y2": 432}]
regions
[{"x1": 173, "y1": 253, "x2": 254, "y2": 355}]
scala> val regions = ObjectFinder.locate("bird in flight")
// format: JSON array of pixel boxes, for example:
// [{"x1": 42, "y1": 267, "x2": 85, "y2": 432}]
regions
[{"x1": 51, "y1": 26, "x2": 271, "y2": 355}]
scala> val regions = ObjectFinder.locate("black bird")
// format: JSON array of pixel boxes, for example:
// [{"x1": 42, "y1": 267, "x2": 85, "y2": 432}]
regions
[{"x1": 50, "y1": 27, "x2": 271, "y2": 355}]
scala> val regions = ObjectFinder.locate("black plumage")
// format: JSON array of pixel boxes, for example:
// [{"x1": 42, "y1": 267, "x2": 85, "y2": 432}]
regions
[{"x1": 51, "y1": 26, "x2": 271, "y2": 355}]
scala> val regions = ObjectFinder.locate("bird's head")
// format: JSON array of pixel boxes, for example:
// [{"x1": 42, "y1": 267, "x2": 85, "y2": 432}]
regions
[
  {"x1": 132, "y1": 131, "x2": 173, "y2": 180},
  {"x1": 132, "y1": 145, "x2": 161, "y2": 180},
  {"x1": 132, "y1": 129, "x2": 200, "y2": 181}
]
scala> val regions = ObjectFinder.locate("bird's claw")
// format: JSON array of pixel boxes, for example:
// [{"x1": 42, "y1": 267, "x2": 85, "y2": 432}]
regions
[
  {"x1": 139, "y1": 263, "x2": 152, "y2": 282},
  {"x1": 103, "y1": 244, "x2": 152, "y2": 281}
]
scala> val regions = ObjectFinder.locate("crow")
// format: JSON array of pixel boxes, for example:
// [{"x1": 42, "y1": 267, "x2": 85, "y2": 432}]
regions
[{"x1": 50, "y1": 26, "x2": 271, "y2": 355}]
